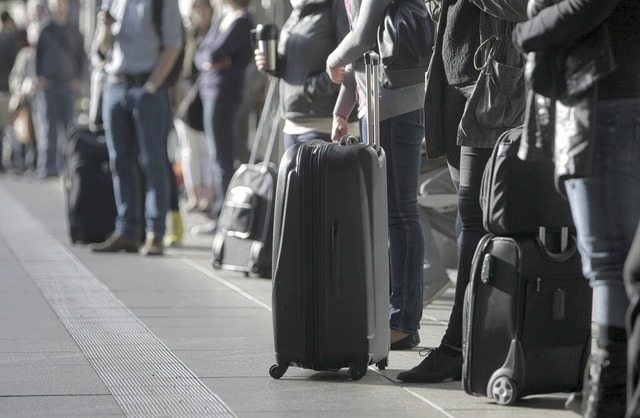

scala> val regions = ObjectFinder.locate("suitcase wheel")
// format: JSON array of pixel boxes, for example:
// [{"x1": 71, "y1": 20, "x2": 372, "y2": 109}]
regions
[
  {"x1": 488, "y1": 375, "x2": 518, "y2": 406},
  {"x1": 376, "y1": 357, "x2": 388, "y2": 371},
  {"x1": 212, "y1": 260, "x2": 222, "y2": 270},
  {"x1": 348, "y1": 364, "x2": 368, "y2": 381},
  {"x1": 269, "y1": 364, "x2": 288, "y2": 379}
]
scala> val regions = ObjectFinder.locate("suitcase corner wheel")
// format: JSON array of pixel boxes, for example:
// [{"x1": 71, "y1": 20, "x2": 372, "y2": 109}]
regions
[
  {"x1": 269, "y1": 363, "x2": 288, "y2": 379},
  {"x1": 487, "y1": 370, "x2": 519, "y2": 406}
]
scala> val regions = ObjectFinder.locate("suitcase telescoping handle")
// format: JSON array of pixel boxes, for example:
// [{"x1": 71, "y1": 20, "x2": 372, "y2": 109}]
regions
[
  {"x1": 249, "y1": 79, "x2": 279, "y2": 165},
  {"x1": 364, "y1": 51, "x2": 381, "y2": 151}
]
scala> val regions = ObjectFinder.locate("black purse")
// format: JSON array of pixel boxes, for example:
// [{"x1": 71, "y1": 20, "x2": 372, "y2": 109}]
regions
[
  {"x1": 175, "y1": 77, "x2": 204, "y2": 132},
  {"x1": 377, "y1": 0, "x2": 434, "y2": 89}
]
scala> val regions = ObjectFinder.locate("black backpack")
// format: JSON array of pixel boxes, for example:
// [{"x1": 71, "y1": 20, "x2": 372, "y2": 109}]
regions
[{"x1": 152, "y1": 0, "x2": 185, "y2": 87}]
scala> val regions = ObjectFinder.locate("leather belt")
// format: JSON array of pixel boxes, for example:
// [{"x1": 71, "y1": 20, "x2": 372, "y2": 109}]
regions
[{"x1": 107, "y1": 73, "x2": 151, "y2": 85}]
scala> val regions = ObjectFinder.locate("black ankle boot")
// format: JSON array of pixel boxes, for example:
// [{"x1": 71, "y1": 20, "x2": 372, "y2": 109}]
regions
[{"x1": 582, "y1": 341, "x2": 627, "y2": 418}]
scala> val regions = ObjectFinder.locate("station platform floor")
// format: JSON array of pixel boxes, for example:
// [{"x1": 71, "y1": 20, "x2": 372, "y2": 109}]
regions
[{"x1": 0, "y1": 173, "x2": 584, "y2": 417}]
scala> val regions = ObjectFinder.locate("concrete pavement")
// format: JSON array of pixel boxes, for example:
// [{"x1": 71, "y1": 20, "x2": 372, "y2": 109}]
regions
[{"x1": 0, "y1": 173, "x2": 583, "y2": 417}]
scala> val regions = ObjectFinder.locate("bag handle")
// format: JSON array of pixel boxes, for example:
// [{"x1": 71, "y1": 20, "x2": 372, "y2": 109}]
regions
[
  {"x1": 473, "y1": 34, "x2": 501, "y2": 72},
  {"x1": 248, "y1": 79, "x2": 278, "y2": 165}
]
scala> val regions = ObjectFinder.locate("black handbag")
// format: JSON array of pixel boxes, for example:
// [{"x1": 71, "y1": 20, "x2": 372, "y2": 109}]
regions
[
  {"x1": 175, "y1": 77, "x2": 204, "y2": 132},
  {"x1": 377, "y1": 0, "x2": 433, "y2": 89}
]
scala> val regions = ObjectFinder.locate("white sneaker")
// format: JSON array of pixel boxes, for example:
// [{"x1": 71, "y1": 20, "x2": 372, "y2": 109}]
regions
[{"x1": 190, "y1": 221, "x2": 218, "y2": 236}]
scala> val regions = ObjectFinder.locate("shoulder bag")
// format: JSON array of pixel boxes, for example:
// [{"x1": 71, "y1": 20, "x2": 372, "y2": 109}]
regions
[{"x1": 458, "y1": 15, "x2": 526, "y2": 147}]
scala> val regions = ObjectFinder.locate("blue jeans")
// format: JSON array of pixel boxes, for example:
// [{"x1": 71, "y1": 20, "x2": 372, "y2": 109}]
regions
[
  {"x1": 384, "y1": 108, "x2": 426, "y2": 334},
  {"x1": 284, "y1": 131, "x2": 331, "y2": 149},
  {"x1": 103, "y1": 82, "x2": 171, "y2": 239},
  {"x1": 38, "y1": 84, "x2": 76, "y2": 178},
  {"x1": 565, "y1": 98, "x2": 640, "y2": 328},
  {"x1": 202, "y1": 89, "x2": 242, "y2": 217}
]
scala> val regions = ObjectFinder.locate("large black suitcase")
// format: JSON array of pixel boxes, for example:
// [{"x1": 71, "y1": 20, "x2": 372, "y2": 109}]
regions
[
  {"x1": 212, "y1": 80, "x2": 279, "y2": 278},
  {"x1": 462, "y1": 229, "x2": 592, "y2": 405},
  {"x1": 269, "y1": 52, "x2": 389, "y2": 380},
  {"x1": 64, "y1": 126, "x2": 117, "y2": 244}
]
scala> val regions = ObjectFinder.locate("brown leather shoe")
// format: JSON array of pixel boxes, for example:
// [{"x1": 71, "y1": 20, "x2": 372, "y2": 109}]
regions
[
  {"x1": 90, "y1": 233, "x2": 139, "y2": 253},
  {"x1": 140, "y1": 233, "x2": 164, "y2": 256}
]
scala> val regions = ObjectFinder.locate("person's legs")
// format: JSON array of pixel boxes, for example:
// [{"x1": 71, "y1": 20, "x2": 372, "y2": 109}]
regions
[
  {"x1": 57, "y1": 87, "x2": 76, "y2": 173},
  {"x1": 89, "y1": 83, "x2": 141, "y2": 253},
  {"x1": 132, "y1": 86, "x2": 170, "y2": 241},
  {"x1": 382, "y1": 109, "x2": 425, "y2": 345},
  {"x1": 102, "y1": 83, "x2": 141, "y2": 240},
  {"x1": 397, "y1": 145, "x2": 490, "y2": 382},
  {"x1": 624, "y1": 223, "x2": 640, "y2": 418},
  {"x1": 203, "y1": 90, "x2": 240, "y2": 219},
  {"x1": 441, "y1": 146, "x2": 492, "y2": 349},
  {"x1": 564, "y1": 98, "x2": 640, "y2": 417},
  {"x1": 38, "y1": 86, "x2": 60, "y2": 178},
  {"x1": 175, "y1": 119, "x2": 200, "y2": 210}
]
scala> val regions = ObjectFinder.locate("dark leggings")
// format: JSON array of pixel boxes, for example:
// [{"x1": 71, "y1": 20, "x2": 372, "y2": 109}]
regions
[
  {"x1": 438, "y1": 81, "x2": 493, "y2": 350},
  {"x1": 441, "y1": 146, "x2": 492, "y2": 349},
  {"x1": 625, "y1": 222, "x2": 640, "y2": 417}
]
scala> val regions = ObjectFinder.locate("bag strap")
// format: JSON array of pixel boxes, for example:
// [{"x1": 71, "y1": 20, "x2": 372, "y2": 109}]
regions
[{"x1": 473, "y1": 35, "x2": 500, "y2": 72}]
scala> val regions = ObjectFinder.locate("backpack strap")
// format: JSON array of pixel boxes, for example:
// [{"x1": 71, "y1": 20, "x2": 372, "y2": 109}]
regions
[{"x1": 151, "y1": 0, "x2": 163, "y2": 45}]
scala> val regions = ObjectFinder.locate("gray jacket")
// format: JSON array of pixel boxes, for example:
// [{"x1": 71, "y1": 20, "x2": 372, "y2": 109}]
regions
[{"x1": 274, "y1": 0, "x2": 350, "y2": 121}]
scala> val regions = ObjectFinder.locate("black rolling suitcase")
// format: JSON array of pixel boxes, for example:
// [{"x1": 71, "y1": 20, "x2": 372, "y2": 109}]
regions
[
  {"x1": 64, "y1": 126, "x2": 117, "y2": 244},
  {"x1": 462, "y1": 128, "x2": 591, "y2": 404},
  {"x1": 269, "y1": 52, "x2": 389, "y2": 380},
  {"x1": 212, "y1": 80, "x2": 280, "y2": 278},
  {"x1": 462, "y1": 229, "x2": 592, "y2": 404}
]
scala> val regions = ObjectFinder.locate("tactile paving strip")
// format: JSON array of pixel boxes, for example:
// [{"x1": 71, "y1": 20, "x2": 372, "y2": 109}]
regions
[{"x1": 0, "y1": 190, "x2": 236, "y2": 417}]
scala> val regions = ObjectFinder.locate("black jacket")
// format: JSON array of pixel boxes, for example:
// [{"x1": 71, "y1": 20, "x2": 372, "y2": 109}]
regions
[{"x1": 513, "y1": 0, "x2": 640, "y2": 100}]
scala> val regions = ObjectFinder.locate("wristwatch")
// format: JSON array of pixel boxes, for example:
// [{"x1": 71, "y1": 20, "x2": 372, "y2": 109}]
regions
[{"x1": 143, "y1": 81, "x2": 158, "y2": 94}]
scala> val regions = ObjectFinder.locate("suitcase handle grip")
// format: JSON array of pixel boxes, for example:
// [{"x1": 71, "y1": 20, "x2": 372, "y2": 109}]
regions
[{"x1": 364, "y1": 51, "x2": 380, "y2": 151}]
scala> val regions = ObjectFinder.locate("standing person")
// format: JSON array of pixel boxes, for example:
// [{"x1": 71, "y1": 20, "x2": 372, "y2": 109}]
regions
[
  {"x1": 174, "y1": 0, "x2": 216, "y2": 216},
  {"x1": 326, "y1": 0, "x2": 426, "y2": 350},
  {"x1": 513, "y1": 0, "x2": 640, "y2": 416},
  {"x1": 35, "y1": 0, "x2": 84, "y2": 179},
  {"x1": 254, "y1": 0, "x2": 354, "y2": 149},
  {"x1": 89, "y1": 0, "x2": 183, "y2": 256},
  {"x1": 0, "y1": 11, "x2": 20, "y2": 173},
  {"x1": 193, "y1": 0, "x2": 253, "y2": 234},
  {"x1": 8, "y1": 0, "x2": 49, "y2": 175},
  {"x1": 397, "y1": 0, "x2": 527, "y2": 382}
]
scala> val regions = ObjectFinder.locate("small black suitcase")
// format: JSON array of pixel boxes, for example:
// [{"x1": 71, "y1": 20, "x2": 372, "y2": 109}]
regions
[
  {"x1": 64, "y1": 126, "x2": 117, "y2": 244},
  {"x1": 212, "y1": 80, "x2": 279, "y2": 278},
  {"x1": 269, "y1": 52, "x2": 389, "y2": 380},
  {"x1": 462, "y1": 229, "x2": 592, "y2": 405}
]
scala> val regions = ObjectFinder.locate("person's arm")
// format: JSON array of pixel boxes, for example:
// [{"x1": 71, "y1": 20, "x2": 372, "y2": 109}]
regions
[
  {"x1": 332, "y1": 67, "x2": 357, "y2": 141},
  {"x1": 146, "y1": 0, "x2": 184, "y2": 92},
  {"x1": 327, "y1": 0, "x2": 392, "y2": 70},
  {"x1": 468, "y1": 0, "x2": 528, "y2": 22},
  {"x1": 513, "y1": 0, "x2": 619, "y2": 52}
]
